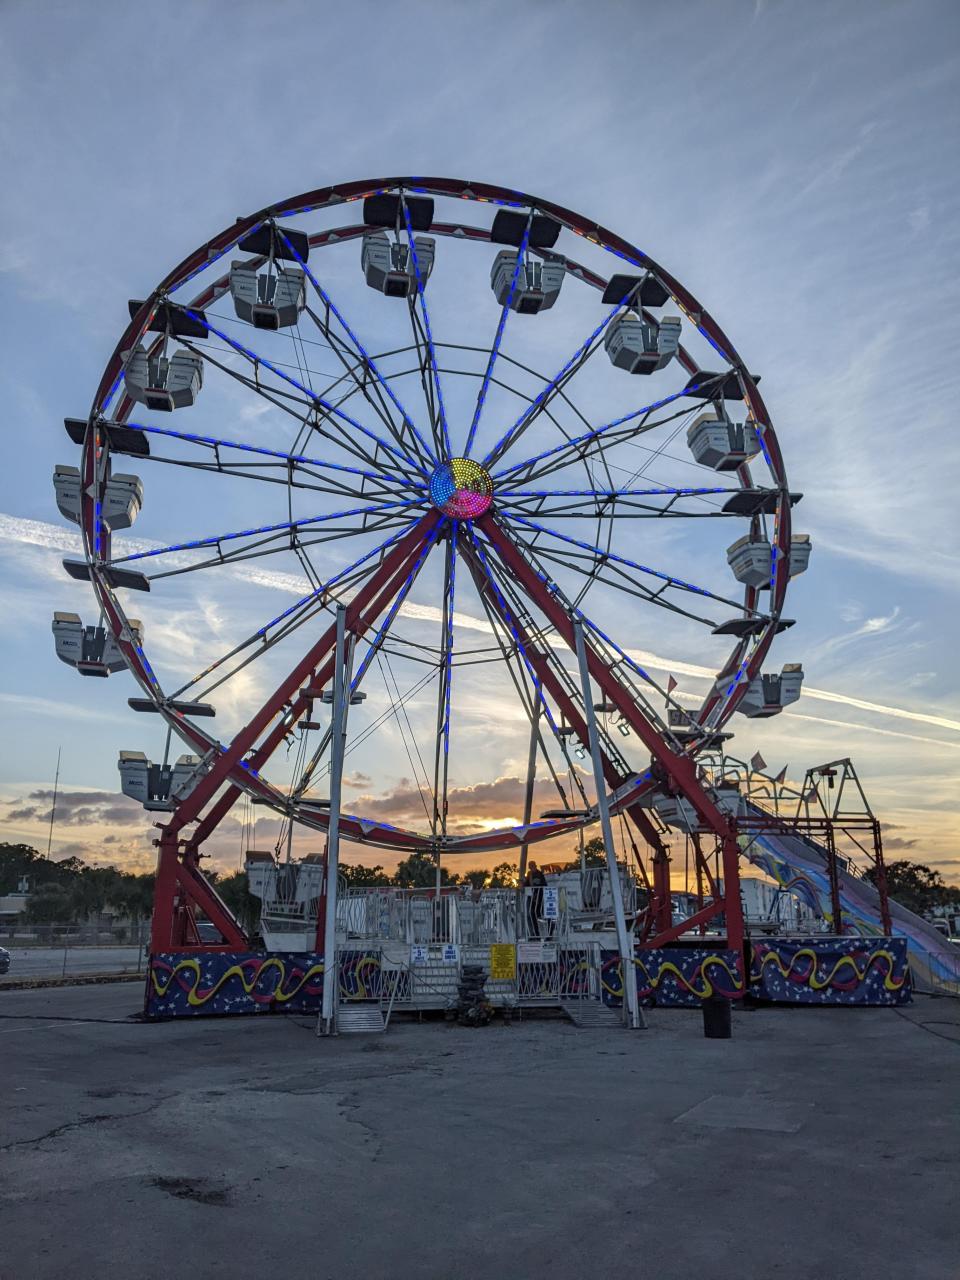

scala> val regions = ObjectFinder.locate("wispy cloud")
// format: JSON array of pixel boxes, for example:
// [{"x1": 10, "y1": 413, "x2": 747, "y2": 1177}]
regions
[{"x1": 3, "y1": 512, "x2": 957, "y2": 740}]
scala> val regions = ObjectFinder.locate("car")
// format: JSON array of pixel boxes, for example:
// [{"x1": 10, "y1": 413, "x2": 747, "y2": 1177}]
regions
[{"x1": 0, "y1": 946, "x2": 10, "y2": 975}]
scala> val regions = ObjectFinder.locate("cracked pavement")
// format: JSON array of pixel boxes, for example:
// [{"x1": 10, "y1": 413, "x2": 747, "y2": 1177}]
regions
[{"x1": 1, "y1": 983, "x2": 958, "y2": 1279}]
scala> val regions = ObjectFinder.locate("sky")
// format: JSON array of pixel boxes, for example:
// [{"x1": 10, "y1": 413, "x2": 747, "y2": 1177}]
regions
[{"x1": 0, "y1": 0, "x2": 958, "y2": 887}]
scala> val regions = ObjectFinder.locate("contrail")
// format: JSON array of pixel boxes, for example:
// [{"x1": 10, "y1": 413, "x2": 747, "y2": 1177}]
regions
[{"x1": 6, "y1": 511, "x2": 958, "y2": 737}]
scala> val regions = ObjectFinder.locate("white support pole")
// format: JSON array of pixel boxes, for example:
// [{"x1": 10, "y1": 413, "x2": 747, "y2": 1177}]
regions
[
  {"x1": 319, "y1": 606, "x2": 348, "y2": 1036},
  {"x1": 573, "y1": 618, "x2": 643, "y2": 1031},
  {"x1": 516, "y1": 691, "x2": 539, "y2": 941}
]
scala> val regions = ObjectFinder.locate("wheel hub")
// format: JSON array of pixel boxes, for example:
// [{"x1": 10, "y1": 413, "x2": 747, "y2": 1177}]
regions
[{"x1": 429, "y1": 458, "x2": 494, "y2": 519}]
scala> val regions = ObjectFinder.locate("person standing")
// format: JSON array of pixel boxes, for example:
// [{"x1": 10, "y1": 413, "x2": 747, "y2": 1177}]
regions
[{"x1": 525, "y1": 861, "x2": 546, "y2": 938}]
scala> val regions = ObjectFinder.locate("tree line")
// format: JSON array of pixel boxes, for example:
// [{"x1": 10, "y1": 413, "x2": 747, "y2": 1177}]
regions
[
  {"x1": 0, "y1": 842, "x2": 606, "y2": 926},
  {"x1": 6, "y1": 840, "x2": 953, "y2": 926}
]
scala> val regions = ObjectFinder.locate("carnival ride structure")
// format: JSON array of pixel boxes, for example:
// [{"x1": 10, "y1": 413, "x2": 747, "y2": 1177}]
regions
[{"x1": 52, "y1": 175, "x2": 939, "y2": 1021}]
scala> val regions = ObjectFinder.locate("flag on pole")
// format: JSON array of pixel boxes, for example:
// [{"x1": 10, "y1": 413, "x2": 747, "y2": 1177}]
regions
[
  {"x1": 774, "y1": 765, "x2": 788, "y2": 785},
  {"x1": 665, "y1": 674, "x2": 678, "y2": 707},
  {"x1": 750, "y1": 751, "x2": 767, "y2": 773}
]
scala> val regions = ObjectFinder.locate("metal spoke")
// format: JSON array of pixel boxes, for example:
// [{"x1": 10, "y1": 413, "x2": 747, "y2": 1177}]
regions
[
  {"x1": 175, "y1": 334, "x2": 415, "y2": 482},
  {"x1": 171, "y1": 520, "x2": 425, "y2": 701},
  {"x1": 463, "y1": 216, "x2": 532, "y2": 457},
  {"x1": 481, "y1": 297, "x2": 632, "y2": 471},
  {"x1": 181, "y1": 307, "x2": 432, "y2": 480},
  {"x1": 492, "y1": 380, "x2": 721, "y2": 490},
  {"x1": 294, "y1": 519, "x2": 444, "y2": 800},
  {"x1": 489, "y1": 527, "x2": 690, "y2": 715},
  {"x1": 499, "y1": 510, "x2": 758, "y2": 615},
  {"x1": 139, "y1": 511, "x2": 416, "y2": 586},
  {"x1": 460, "y1": 527, "x2": 564, "y2": 741},
  {"x1": 519, "y1": 539, "x2": 723, "y2": 628},
  {"x1": 463, "y1": 530, "x2": 631, "y2": 780},
  {"x1": 498, "y1": 485, "x2": 734, "y2": 521},
  {"x1": 402, "y1": 197, "x2": 450, "y2": 458},
  {"x1": 274, "y1": 224, "x2": 436, "y2": 466},
  {"x1": 430, "y1": 522, "x2": 458, "y2": 838},
  {"x1": 107, "y1": 497, "x2": 426, "y2": 566}
]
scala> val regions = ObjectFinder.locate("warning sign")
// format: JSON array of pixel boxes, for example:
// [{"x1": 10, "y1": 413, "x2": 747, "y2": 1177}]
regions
[
  {"x1": 518, "y1": 942, "x2": 557, "y2": 965},
  {"x1": 489, "y1": 943, "x2": 516, "y2": 980}
]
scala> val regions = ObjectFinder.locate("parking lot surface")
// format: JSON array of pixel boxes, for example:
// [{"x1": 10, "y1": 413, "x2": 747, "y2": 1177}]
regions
[{"x1": 1, "y1": 983, "x2": 958, "y2": 1280}]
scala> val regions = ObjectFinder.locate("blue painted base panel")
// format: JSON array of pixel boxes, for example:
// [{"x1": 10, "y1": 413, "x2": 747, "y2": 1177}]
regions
[
  {"x1": 748, "y1": 937, "x2": 911, "y2": 1005},
  {"x1": 145, "y1": 949, "x2": 393, "y2": 1019}
]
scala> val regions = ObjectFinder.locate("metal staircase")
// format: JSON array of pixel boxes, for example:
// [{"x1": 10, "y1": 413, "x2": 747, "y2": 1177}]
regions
[
  {"x1": 335, "y1": 1004, "x2": 386, "y2": 1034},
  {"x1": 561, "y1": 999, "x2": 625, "y2": 1028}
]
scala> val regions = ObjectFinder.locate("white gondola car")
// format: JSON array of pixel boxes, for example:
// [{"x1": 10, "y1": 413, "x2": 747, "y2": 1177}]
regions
[
  {"x1": 727, "y1": 535, "x2": 774, "y2": 588},
  {"x1": 123, "y1": 345, "x2": 203, "y2": 412},
  {"x1": 52, "y1": 613, "x2": 142, "y2": 677},
  {"x1": 734, "y1": 664, "x2": 804, "y2": 719},
  {"x1": 53, "y1": 466, "x2": 83, "y2": 524},
  {"x1": 727, "y1": 534, "x2": 813, "y2": 587},
  {"x1": 118, "y1": 750, "x2": 202, "y2": 811},
  {"x1": 53, "y1": 466, "x2": 142, "y2": 530},
  {"x1": 687, "y1": 414, "x2": 761, "y2": 471},
  {"x1": 652, "y1": 793, "x2": 700, "y2": 832},
  {"x1": 489, "y1": 250, "x2": 564, "y2": 313},
  {"x1": 604, "y1": 312, "x2": 682, "y2": 374},
  {"x1": 788, "y1": 534, "x2": 812, "y2": 577},
  {"x1": 229, "y1": 262, "x2": 306, "y2": 330},
  {"x1": 361, "y1": 231, "x2": 435, "y2": 297}
]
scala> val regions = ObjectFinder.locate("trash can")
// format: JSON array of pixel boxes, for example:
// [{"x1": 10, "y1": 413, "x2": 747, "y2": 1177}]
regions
[{"x1": 702, "y1": 994, "x2": 732, "y2": 1039}]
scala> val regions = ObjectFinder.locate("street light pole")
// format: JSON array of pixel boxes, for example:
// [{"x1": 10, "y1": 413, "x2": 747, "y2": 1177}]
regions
[{"x1": 573, "y1": 619, "x2": 643, "y2": 1031}]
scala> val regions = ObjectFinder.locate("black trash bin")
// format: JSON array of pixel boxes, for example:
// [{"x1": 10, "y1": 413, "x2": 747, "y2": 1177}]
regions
[{"x1": 702, "y1": 994, "x2": 732, "y2": 1039}]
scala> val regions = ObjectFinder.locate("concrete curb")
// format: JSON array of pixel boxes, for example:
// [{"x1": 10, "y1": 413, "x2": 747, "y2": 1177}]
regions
[{"x1": 0, "y1": 972, "x2": 145, "y2": 992}]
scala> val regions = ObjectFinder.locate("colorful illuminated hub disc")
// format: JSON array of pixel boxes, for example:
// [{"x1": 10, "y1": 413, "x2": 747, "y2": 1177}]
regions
[{"x1": 429, "y1": 458, "x2": 494, "y2": 519}]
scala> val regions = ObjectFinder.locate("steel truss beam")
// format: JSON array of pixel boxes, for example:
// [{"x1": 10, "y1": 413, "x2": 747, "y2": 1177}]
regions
[
  {"x1": 477, "y1": 512, "x2": 745, "y2": 953},
  {"x1": 459, "y1": 535, "x2": 672, "y2": 916},
  {"x1": 149, "y1": 513, "x2": 440, "y2": 953}
]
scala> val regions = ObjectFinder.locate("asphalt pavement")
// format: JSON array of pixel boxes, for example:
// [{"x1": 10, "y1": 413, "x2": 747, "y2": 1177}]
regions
[{"x1": 1, "y1": 983, "x2": 958, "y2": 1279}]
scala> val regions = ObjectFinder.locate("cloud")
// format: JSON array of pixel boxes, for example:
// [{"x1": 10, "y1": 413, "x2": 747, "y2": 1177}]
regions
[
  {"x1": 349, "y1": 772, "x2": 578, "y2": 831},
  {"x1": 6, "y1": 509, "x2": 957, "y2": 740},
  {"x1": 5, "y1": 788, "x2": 146, "y2": 828}
]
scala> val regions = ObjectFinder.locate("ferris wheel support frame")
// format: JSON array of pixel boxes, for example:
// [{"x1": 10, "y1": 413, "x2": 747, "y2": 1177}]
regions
[
  {"x1": 477, "y1": 512, "x2": 745, "y2": 951},
  {"x1": 68, "y1": 176, "x2": 796, "y2": 970},
  {"x1": 148, "y1": 514, "x2": 440, "y2": 952}
]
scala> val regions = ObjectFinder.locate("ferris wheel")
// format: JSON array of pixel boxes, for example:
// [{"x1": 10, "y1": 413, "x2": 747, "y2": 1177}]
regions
[{"x1": 53, "y1": 176, "x2": 810, "y2": 911}]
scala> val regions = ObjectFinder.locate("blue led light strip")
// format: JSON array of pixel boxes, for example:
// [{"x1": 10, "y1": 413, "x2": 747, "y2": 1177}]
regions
[
  {"x1": 441, "y1": 523, "x2": 459, "y2": 767},
  {"x1": 128, "y1": 422, "x2": 411, "y2": 488},
  {"x1": 481, "y1": 297, "x2": 631, "y2": 470},
  {"x1": 182, "y1": 309, "x2": 431, "y2": 480},
  {"x1": 350, "y1": 522, "x2": 445, "y2": 693},
  {"x1": 493, "y1": 382, "x2": 710, "y2": 486},
  {"x1": 502, "y1": 510, "x2": 751, "y2": 610},
  {"x1": 503, "y1": 485, "x2": 731, "y2": 499},
  {"x1": 481, "y1": 527, "x2": 690, "y2": 751},
  {"x1": 463, "y1": 221, "x2": 532, "y2": 458},
  {"x1": 175, "y1": 520, "x2": 426, "y2": 701},
  {"x1": 168, "y1": 220, "x2": 266, "y2": 295},
  {"x1": 275, "y1": 228, "x2": 437, "y2": 467},
  {"x1": 465, "y1": 528, "x2": 561, "y2": 740},
  {"x1": 402, "y1": 201, "x2": 451, "y2": 459},
  {"x1": 255, "y1": 523, "x2": 420, "y2": 639},
  {"x1": 505, "y1": 544, "x2": 661, "y2": 693},
  {"x1": 108, "y1": 497, "x2": 426, "y2": 565}
]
